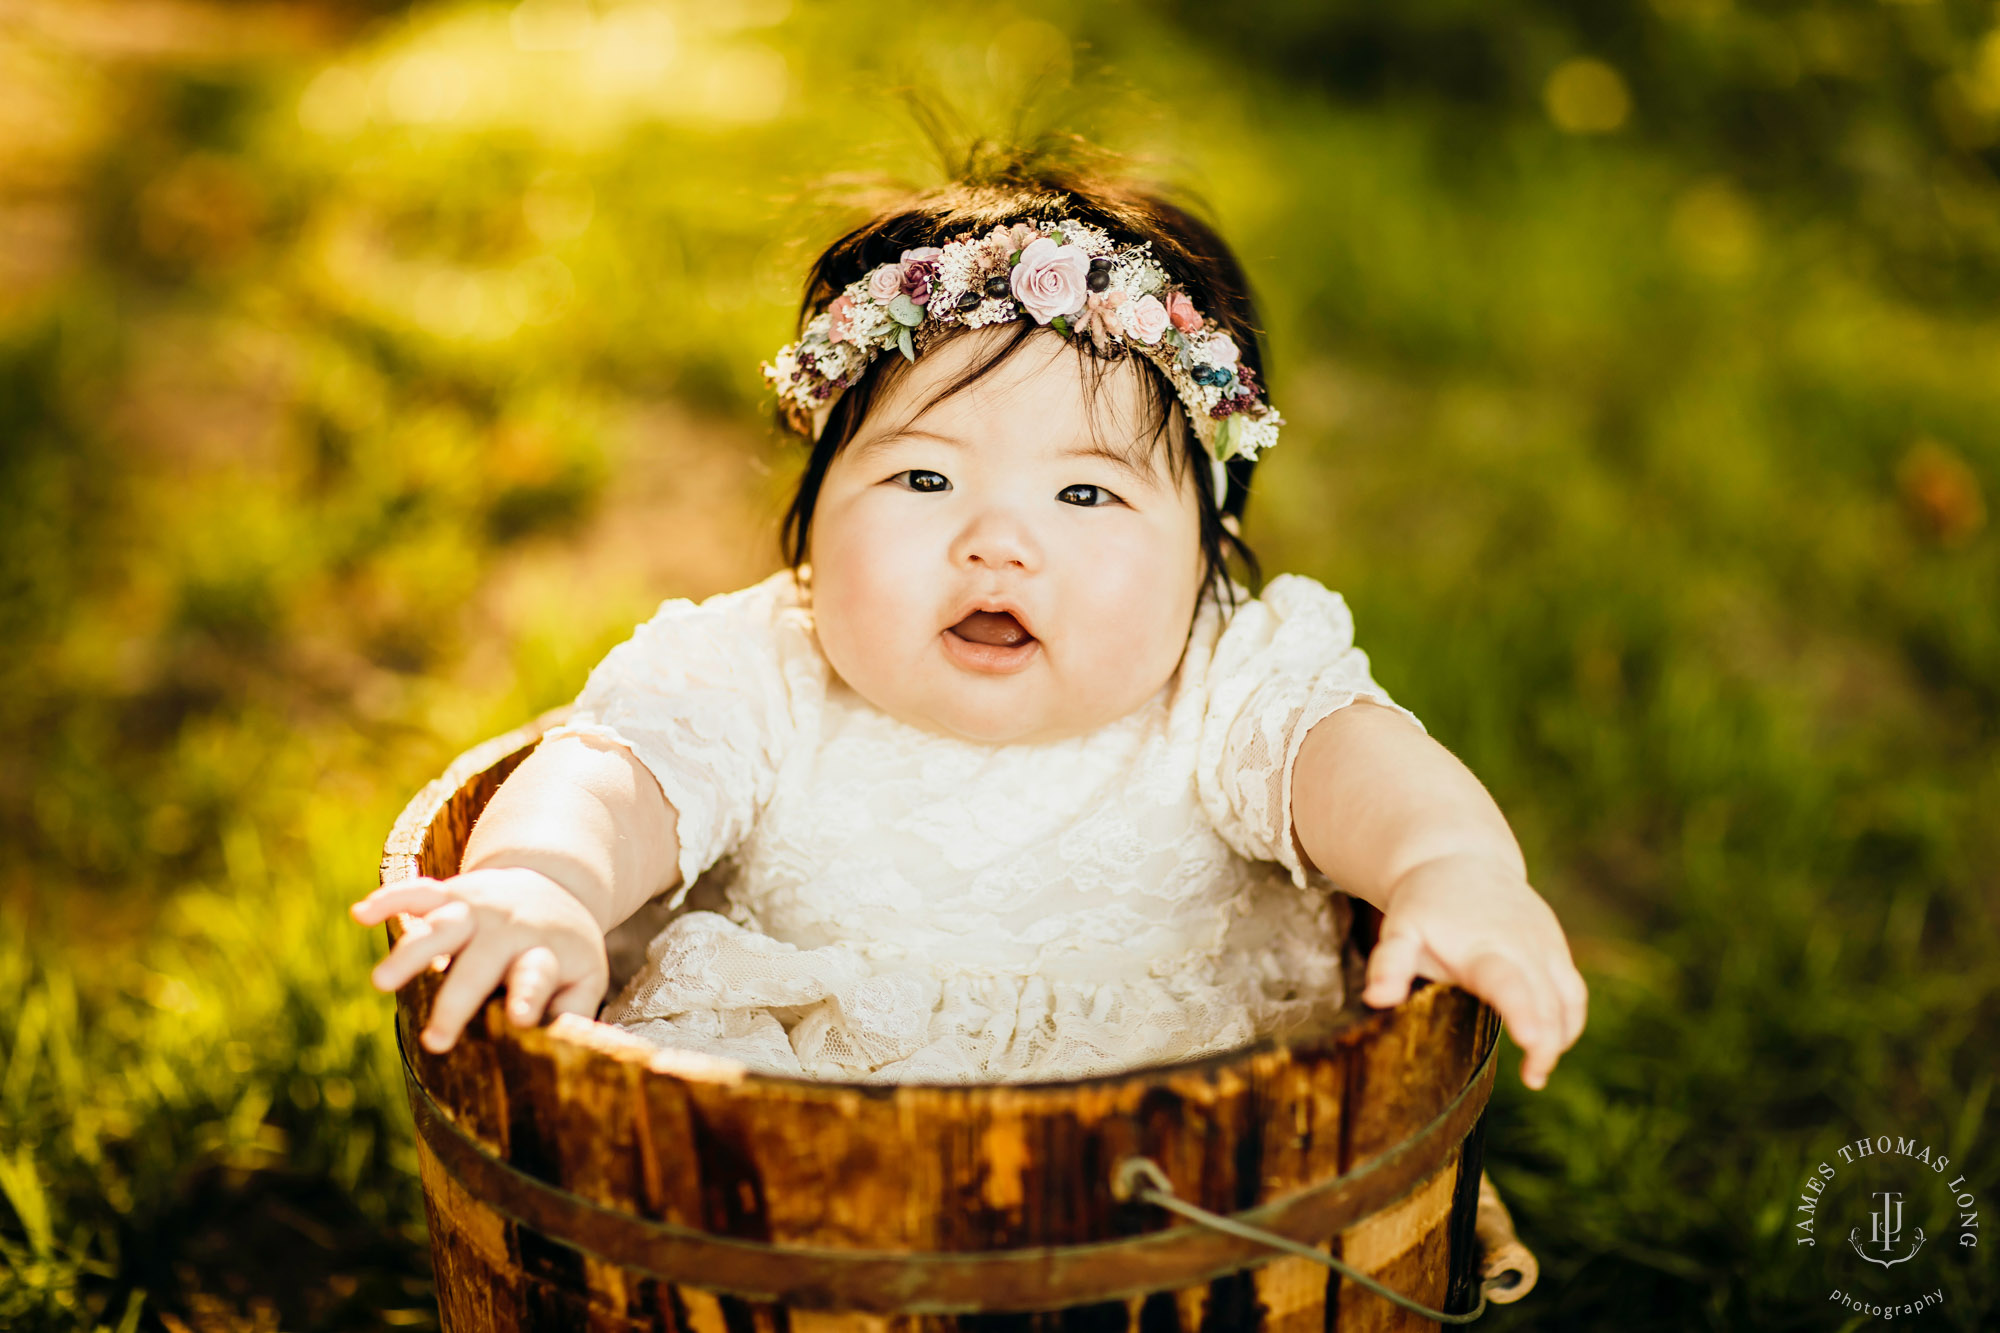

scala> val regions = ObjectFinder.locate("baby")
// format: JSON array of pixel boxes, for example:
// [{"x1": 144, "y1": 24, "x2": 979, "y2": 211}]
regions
[{"x1": 352, "y1": 164, "x2": 1586, "y2": 1088}]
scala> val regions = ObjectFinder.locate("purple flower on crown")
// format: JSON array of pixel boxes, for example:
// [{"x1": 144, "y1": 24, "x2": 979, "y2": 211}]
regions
[
  {"x1": 1209, "y1": 373, "x2": 1263, "y2": 418},
  {"x1": 865, "y1": 247, "x2": 943, "y2": 308},
  {"x1": 1227, "y1": 363, "x2": 1263, "y2": 413},
  {"x1": 899, "y1": 247, "x2": 941, "y2": 305}
]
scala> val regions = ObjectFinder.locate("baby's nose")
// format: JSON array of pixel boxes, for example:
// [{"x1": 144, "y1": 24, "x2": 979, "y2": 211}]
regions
[
  {"x1": 967, "y1": 545, "x2": 1028, "y2": 570},
  {"x1": 951, "y1": 508, "x2": 1041, "y2": 572}
]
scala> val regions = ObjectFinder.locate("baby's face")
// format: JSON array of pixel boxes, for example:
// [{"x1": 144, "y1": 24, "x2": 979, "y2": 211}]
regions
[{"x1": 808, "y1": 325, "x2": 1207, "y2": 744}]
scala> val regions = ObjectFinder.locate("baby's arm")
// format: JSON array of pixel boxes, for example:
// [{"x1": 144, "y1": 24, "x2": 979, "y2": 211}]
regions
[
  {"x1": 350, "y1": 733, "x2": 680, "y2": 1052},
  {"x1": 1291, "y1": 701, "x2": 1587, "y2": 1089}
]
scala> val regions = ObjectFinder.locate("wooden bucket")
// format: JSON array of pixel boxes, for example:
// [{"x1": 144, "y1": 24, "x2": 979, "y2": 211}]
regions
[{"x1": 380, "y1": 712, "x2": 1509, "y2": 1331}]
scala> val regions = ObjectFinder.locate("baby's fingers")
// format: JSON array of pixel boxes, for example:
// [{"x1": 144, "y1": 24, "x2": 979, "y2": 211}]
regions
[
  {"x1": 504, "y1": 947, "x2": 562, "y2": 1028},
  {"x1": 352, "y1": 879, "x2": 450, "y2": 926},
  {"x1": 1465, "y1": 952, "x2": 1564, "y2": 1090},
  {"x1": 547, "y1": 976, "x2": 606, "y2": 1022},
  {"x1": 1362, "y1": 931, "x2": 1424, "y2": 1008},
  {"x1": 371, "y1": 902, "x2": 474, "y2": 993},
  {"x1": 422, "y1": 938, "x2": 513, "y2": 1052},
  {"x1": 1555, "y1": 960, "x2": 1589, "y2": 1048}
]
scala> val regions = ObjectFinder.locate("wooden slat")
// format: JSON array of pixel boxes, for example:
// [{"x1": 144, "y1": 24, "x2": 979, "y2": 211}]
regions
[{"x1": 1333, "y1": 1158, "x2": 1461, "y2": 1332}]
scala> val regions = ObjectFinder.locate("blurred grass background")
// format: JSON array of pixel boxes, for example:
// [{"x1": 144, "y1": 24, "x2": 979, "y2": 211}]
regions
[{"x1": 0, "y1": 0, "x2": 1995, "y2": 1328}]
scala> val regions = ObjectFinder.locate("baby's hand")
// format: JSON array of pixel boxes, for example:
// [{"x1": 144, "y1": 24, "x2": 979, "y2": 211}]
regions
[
  {"x1": 350, "y1": 867, "x2": 609, "y2": 1053},
  {"x1": 1359, "y1": 854, "x2": 1587, "y2": 1090}
]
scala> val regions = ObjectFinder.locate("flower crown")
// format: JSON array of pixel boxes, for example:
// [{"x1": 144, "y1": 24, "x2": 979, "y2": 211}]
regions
[{"x1": 761, "y1": 210, "x2": 1284, "y2": 502}]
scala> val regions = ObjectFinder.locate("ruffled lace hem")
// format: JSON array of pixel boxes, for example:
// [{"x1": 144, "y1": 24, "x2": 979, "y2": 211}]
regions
[{"x1": 602, "y1": 910, "x2": 1347, "y2": 1085}]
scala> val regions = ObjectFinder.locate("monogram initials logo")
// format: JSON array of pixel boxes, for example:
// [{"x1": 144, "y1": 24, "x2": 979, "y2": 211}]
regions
[{"x1": 1849, "y1": 1190, "x2": 1926, "y2": 1268}]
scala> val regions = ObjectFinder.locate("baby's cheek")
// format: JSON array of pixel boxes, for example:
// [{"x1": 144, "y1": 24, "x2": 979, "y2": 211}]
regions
[
  {"x1": 813, "y1": 530, "x2": 937, "y2": 690},
  {"x1": 1053, "y1": 539, "x2": 1197, "y2": 713},
  {"x1": 816, "y1": 576, "x2": 901, "y2": 689}
]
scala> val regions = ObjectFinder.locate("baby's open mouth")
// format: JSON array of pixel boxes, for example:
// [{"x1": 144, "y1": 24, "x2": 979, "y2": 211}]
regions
[{"x1": 948, "y1": 610, "x2": 1034, "y2": 647}]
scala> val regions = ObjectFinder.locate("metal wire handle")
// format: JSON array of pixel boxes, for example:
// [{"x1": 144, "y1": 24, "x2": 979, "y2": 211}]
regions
[{"x1": 1113, "y1": 1156, "x2": 1499, "y2": 1325}]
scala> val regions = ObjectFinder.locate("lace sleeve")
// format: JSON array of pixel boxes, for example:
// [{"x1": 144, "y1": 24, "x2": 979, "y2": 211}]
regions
[
  {"x1": 539, "y1": 571, "x2": 821, "y2": 910},
  {"x1": 1196, "y1": 574, "x2": 1426, "y2": 891}
]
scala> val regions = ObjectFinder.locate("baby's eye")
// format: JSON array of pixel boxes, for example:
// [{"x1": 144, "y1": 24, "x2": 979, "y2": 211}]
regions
[
  {"x1": 1057, "y1": 483, "x2": 1123, "y2": 508},
  {"x1": 893, "y1": 469, "x2": 952, "y2": 493}
]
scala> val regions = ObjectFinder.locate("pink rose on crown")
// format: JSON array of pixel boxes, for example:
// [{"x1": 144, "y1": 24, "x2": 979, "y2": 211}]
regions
[
  {"x1": 1005, "y1": 223, "x2": 1042, "y2": 251},
  {"x1": 826, "y1": 294, "x2": 857, "y2": 344},
  {"x1": 1165, "y1": 290, "x2": 1203, "y2": 334},
  {"x1": 1010, "y1": 237, "x2": 1090, "y2": 324},
  {"x1": 1125, "y1": 293, "x2": 1169, "y2": 344},
  {"x1": 866, "y1": 263, "x2": 904, "y2": 304}
]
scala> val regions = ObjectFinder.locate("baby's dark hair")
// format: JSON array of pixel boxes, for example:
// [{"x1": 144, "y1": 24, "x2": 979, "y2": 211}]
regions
[{"x1": 774, "y1": 140, "x2": 1268, "y2": 604}]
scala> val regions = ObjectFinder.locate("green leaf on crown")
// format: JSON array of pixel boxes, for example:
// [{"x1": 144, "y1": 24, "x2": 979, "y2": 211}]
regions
[{"x1": 1215, "y1": 412, "x2": 1245, "y2": 460}]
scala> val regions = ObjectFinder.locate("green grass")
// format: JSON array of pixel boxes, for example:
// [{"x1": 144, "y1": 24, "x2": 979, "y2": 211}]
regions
[{"x1": 1, "y1": 1, "x2": 1996, "y2": 1328}]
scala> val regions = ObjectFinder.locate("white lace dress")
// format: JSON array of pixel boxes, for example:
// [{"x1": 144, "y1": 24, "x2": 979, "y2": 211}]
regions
[{"x1": 540, "y1": 569, "x2": 1425, "y2": 1085}]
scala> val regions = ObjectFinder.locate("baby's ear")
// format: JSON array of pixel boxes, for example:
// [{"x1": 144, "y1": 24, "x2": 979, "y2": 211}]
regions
[{"x1": 811, "y1": 403, "x2": 832, "y2": 441}]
